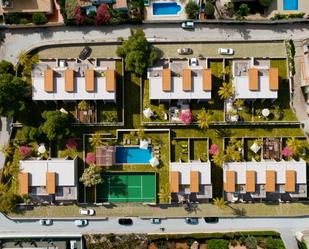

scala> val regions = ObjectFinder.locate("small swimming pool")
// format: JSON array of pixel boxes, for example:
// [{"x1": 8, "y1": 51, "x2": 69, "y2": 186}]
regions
[
  {"x1": 283, "y1": 0, "x2": 298, "y2": 10},
  {"x1": 153, "y1": 2, "x2": 181, "y2": 15},
  {"x1": 115, "y1": 146, "x2": 152, "y2": 164}
]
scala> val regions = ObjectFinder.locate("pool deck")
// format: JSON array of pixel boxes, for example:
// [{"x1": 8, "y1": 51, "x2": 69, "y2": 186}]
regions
[
  {"x1": 144, "y1": 0, "x2": 187, "y2": 21},
  {"x1": 265, "y1": 0, "x2": 309, "y2": 19}
]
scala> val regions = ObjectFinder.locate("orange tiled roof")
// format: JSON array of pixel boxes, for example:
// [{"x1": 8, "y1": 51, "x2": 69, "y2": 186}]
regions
[
  {"x1": 182, "y1": 69, "x2": 192, "y2": 91},
  {"x1": 248, "y1": 68, "x2": 258, "y2": 91},
  {"x1": 19, "y1": 172, "x2": 29, "y2": 195},
  {"x1": 162, "y1": 68, "x2": 171, "y2": 92},
  {"x1": 190, "y1": 171, "x2": 199, "y2": 193},
  {"x1": 265, "y1": 170, "x2": 276, "y2": 192},
  {"x1": 285, "y1": 170, "x2": 295, "y2": 192},
  {"x1": 269, "y1": 68, "x2": 279, "y2": 91},
  {"x1": 246, "y1": 170, "x2": 255, "y2": 192},
  {"x1": 225, "y1": 171, "x2": 235, "y2": 192},
  {"x1": 46, "y1": 172, "x2": 56, "y2": 195},
  {"x1": 64, "y1": 69, "x2": 74, "y2": 92},
  {"x1": 202, "y1": 69, "x2": 212, "y2": 91},
  {"x1": 106, "y1": 69, "x2": 115, "y2": 92},
  {"x1": 170, "y1": 171, "x2": 179, "y2": 193},
  {"x1": 85, "y1": 69, "x2": 94, "y2": 92},
  {"x1": 44, "y1": 69, "x2": 54, "y2": 92}
]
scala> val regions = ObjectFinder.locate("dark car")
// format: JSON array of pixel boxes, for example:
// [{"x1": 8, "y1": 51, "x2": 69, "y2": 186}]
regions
[
  {"x1": 204, "y1": 217, "x2": 219, "y2": 223},
  {"x1": 185, "y1": 217, "x2": 199, "y2": 225},
  {"x1": 118, "y1": 218, "x2": 133, "y2": 225},
  {"x1": 79, "y1": 46, "x2": 92, "y2": 60}
]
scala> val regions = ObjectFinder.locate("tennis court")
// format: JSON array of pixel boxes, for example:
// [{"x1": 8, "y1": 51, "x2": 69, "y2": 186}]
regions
[{"x1": 96, "y1": 172, "x2": 156, "y2": 203}]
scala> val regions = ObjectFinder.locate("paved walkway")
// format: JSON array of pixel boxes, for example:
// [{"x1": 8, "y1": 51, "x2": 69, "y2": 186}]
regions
[
  {"x1": 0, "y1": 117, "x2": 12, "y2": 169},
  {"x1": 293, "y1": 40, "x2": 309, "y2": 135}
]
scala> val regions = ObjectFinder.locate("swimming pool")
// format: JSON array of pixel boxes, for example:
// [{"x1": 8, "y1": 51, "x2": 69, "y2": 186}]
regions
[
  {"x1": 153, "y1": 2, "x2": 181, "y2": 15},
  {"x1": 115, "y1": 146, "x2": 152, "y2": 164},
  {"x1": 283, "y1": 0, "x2": 298, "y2": 10}
]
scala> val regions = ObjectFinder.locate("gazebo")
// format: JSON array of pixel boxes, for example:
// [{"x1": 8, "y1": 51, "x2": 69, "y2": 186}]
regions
[{"x1": 95, "y1": 146, "x2": 115, "y2": 166}]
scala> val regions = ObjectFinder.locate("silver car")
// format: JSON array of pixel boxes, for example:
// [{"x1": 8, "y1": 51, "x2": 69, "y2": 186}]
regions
[
  {"x1": 218, "y1": 48, "x2": 234, "y2": 55},
  {"x1": 39, "y1": 219, "x2": 52, "y2": 226},
  {"x1": 74, "y1": 219, "x2": 88, "y2": 227},
  {"x1": 177, "y1": 48, "x2": 193, "y2": 55}
]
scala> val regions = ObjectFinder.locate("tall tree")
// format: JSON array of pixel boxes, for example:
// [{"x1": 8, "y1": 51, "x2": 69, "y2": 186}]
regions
[
  {"x1": 0, "y1": 73, "x2": 30, "y2": 117},
  {"x1": 218, "y1": 82, "x2": 234, "y2": 100},
  {"x1": 197, "y1": 108, "x2": 212, "y2": 130},
  {"x1": 185, "y1": 1, "x2": 199, "y2": 19},
  {"x1": 116, "y1": 29, "x2": 157, "y2": 75},
  {"x1": 213, "y1": 197, "x2": 226, "y2": 209},
  {"x1": 286, "y1": 137, "x2": 302, "y2": 157},
  {"x1": 79, "y1": 164, "x2": 102, "y2": 187},
  {"x1": 95, "y1": 4, "x2": 111, "y2": 25},
  {"x1": 41, "y1": 110, "x2": 72, "y2": 142}
]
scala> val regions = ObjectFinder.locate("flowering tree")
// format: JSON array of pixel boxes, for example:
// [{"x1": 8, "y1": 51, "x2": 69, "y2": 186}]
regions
[
  {"x1": 282, "y1": 146, "x2": 293, "y2": 159},
  {"x1": 85, "y1": 152, "x2": 96, "y2": 164},
  {"x1": 79, "y1": 164, "x2": 102, "y2": 187},
  {"x1": 179, "y1": 109, "x2": 192, "y2": 125},
  {"x1": 74, "y1": 7, "x2": 86, "y2": 25},
  {"x1": 66, "y1": 137, "x2": 77, "y2": 149},
  {"x1": 18, "y1": 146, "x2": 31, "y2": 158},
  {"x1": 95, "y1": 4, "x2": 110, "y2": 25},
  {"x1": 209, "y1": 144, "x2": 219, "y2": 155}
]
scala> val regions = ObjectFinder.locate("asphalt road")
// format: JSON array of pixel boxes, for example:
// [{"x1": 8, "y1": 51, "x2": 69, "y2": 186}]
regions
[
  {"x1": 1, "y1": 23, "x2": 309, "y2": 64},
  {"x1": 4, "y1": 213, "x2": 309, "y2": 248}
]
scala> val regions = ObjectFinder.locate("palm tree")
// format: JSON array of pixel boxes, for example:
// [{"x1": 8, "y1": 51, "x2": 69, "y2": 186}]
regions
[
  {"x1": 16, "y1": 50, "x2": 30, "y2": 67},
  {"x1": 88, "y1": 133, "x2": 103, "y2": 148},
  {"x1": 234, "y1": 99, "x2": 244, "y2": 109},
  {"x1": 78, "y1": 100, "x2": 89, "y2": 111},
  {"x1": 213, "y1": 197, "x2": 226, "y2": 209},
  {"x1": 158, "y1": 183, "x2": 171, "y2": 203},
  {"x1": 218, "y1": 82, "x2": 234, "y2": 100},
  {"x1": 197, "y1": 108, "x2": 212, "y2": 130},
  {"x1": 232, "y1": 207, "x2": 247, "y2": 217},
  {"x1": 286, "y1": 137, "x2": 302, "y2": 157},
  {"x1": 211, "y1": 151, "x2": 225, "y2": 166}
]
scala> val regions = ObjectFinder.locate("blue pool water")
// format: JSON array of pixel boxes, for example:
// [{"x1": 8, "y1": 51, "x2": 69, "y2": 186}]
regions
[
  {"x1": 153, "y1": 2, "x2": 181, "y2": 15},
  {"x1": 283, "y1": 0, "x2": 298, "y2": 10},
  {"x1": 116, "y1": 146, "x2": 152, "y2": 164}
]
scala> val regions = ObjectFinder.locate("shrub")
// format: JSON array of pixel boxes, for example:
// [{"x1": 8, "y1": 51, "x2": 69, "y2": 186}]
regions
[
  {"x1": 32, "y1": 13, "x2": 48, "y2": 25},
  {"x1": 244, "y1": 236, "x2": 257, "y2": 249},
  {"x1": 208, "y1": 239, "x2": 228, "y2": 249},
  {"x1": 4, "y1": 13, "x2": 22, "y2": 24},
  {"x1": 258, "y1": 0, "x2": 273, "y2": 8},
  {"x1": 235, "y1": 4, "x2": 250, "y2": 20},
  {"x1": 18, "y1": 146, "x2": 32, "y2": 158},
  {"x1": 66, "y1": 137, "x2": 77, "y2": 149},
  {"x1": 209, "y1": 144, "x2": 219, "y2": 155},
  {"x1": 205, "y1": 2, "x2": 215, "y2": 16},
  {"x1": 299, "y1": 240, "x2": 308, "y2": 249},
  {"x1": 95, "y1": 4, "x2": 111, "y2": 25},
  {"x1": 230, "y1": 239, "x2": 238, "y2": 247},
  {"x1": 74, "y1": 7, "x2": 86, "y2": 25},
  {"x1": 85, "y1": 152, "x2": 96, "y2": 164},
  {"x1": 19, "y1": 18, "x2": 29, "y2": 24},
  {"x1": 185, "y1": 1, "x2": 200, "y2": 19},
  {"x1": 186, "y1": 239, "x2": 195, "y2": 246},
  {"x1": 179, "y1": 109, "x2": 192, "y2": 125},
  {"x1": 0, "y1": 60, "x2": 14, "y2": 75},
  {"x1": 264, "y1": 237, "x2": 285, "y2": 249}
]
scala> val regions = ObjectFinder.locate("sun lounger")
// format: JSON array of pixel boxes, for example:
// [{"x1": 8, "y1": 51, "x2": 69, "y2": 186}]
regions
[
  {"x1": 127, "y1": 139, "x2": 130, "y2": 145},
  {"x1": 135, "y1": 138, "x2": 139, "y2": 145}
]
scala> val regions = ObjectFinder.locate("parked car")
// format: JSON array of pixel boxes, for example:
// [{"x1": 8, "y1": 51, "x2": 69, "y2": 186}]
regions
[
  {"x1": 218, "y1": 48, "x2": 234, "y2": 55},
  {"x1": 39, "y1": 219, "x2": 52, "y2": 226},
  {"x1": 80, "y1": 208, "x2": 95, "y2": 216},
  {"x1": 177, "y1": 48, "x2": 193, "y2": 55},
  {"x1": 151, "y1": 218, "x2": 161, "y2": 224},
  {"x1": 189, "y1": 58, "x2": 198, "y2": 67},
  {"x1": 204, "y1": 217, "x2": 219, "y2": 223},
  {"x1": 74, "y1": 219, "x2": 88, "y2": 227},
  {"x1": 118, "y1": 218, "x2": 133, "y2": 225},
  {"x1": 181, "y1": 21, "x2": 194, "y2": 29},
  {"x1": 185, "y1": 217, "x2": 199, "y2": 225},
  {"x1": 79, "y1": 46, "x2": 92, "y2": 60}
]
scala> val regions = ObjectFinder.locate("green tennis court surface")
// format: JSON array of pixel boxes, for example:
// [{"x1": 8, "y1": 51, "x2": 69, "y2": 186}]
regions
[{"x1": 96, "y1": 172, "x2": 156, "y2": 203}]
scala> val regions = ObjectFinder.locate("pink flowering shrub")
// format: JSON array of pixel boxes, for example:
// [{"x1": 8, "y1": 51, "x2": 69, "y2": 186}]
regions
[
  {"x1": 209, "y1": 144, "x2": 219, "y2": 155},
  {"x1": 85, "y1": 152, "x2": 96, "y2": 165},
  {"x1": 66, "y1": 137, "x2": 77, "y2": 149},
  {"x1": 19, "y1": 146, "x2": 31, "y2": 158},
  {"x1": 179, "y1": 110, "x2": 192, "y2": 125},
  {"x1": 282, "y1": 146, "x2": 293, "y2": 158}
]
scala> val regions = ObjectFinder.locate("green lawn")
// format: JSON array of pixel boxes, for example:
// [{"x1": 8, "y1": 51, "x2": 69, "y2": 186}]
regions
[{"x1": 191, "y1": 138, "x2": 208, "y2": 162}]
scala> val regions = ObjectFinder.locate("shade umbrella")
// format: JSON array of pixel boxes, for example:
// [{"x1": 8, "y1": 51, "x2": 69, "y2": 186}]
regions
[
  {"x1": 38, "y1": 144, "x2": 46, "y2": 154},
  {"x1": 262, "y1": 108, "x2": 270, "y2": 118},
  {"x1": 149, "y1": 157, "x2": 159, "y2": 167},
  {"x1": 250, "y1": 143, "x2": 261, "y2": 154},
  {"x1": 143, "y1": 108, "x2": 153, "y2": 119},
  {"x1": 139, "y1": 140, "x2": 149, "y2": 150}
]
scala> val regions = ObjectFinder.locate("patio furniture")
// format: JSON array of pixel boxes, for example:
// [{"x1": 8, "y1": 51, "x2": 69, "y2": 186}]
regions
[
  {"x1": 135, "y1": 138, "x2": 139, "y2": 145},
  {"x1": 250, "y1": 143, "x2": 261, "y2": 154},
  {"x1": 127, "y1": 139, "x2": 131, "y2": 145}
]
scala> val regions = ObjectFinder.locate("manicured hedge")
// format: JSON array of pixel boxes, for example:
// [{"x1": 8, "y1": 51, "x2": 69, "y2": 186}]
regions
[{"x1": 208, "y1": 239, "x2": 228, "y2": 249}]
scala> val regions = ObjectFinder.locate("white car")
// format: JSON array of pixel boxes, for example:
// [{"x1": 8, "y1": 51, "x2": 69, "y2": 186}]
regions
[
  {"x1": 189, "y1": 58, "x2": 198, "y2": 67},
  {"x1": 181, "y1": 21, "x2": 194, "y2": 29},
  {"x1": 39, "y1": 219, "x2": 52, "y2": 226},
  {"x1": 74, "y1": 219, "x2": 88, "y2": 227},
  {"x1": 218, "y1": 48, "x2": 234, "y2": 55},
  {"x1": 79, "y1": 208, "x2": 95, "y2": 216}
]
